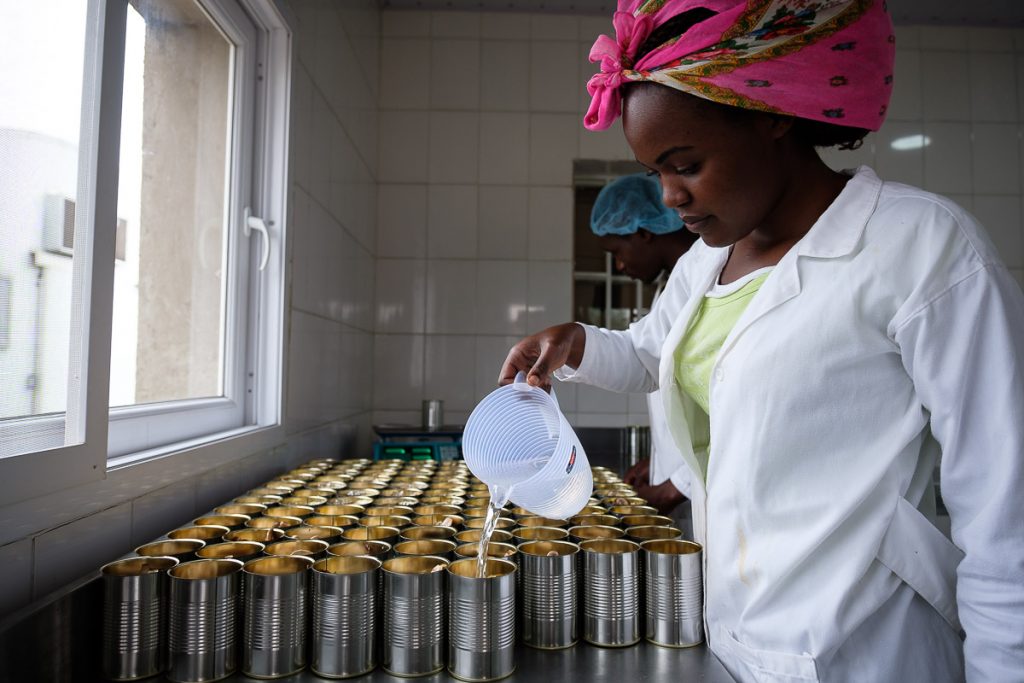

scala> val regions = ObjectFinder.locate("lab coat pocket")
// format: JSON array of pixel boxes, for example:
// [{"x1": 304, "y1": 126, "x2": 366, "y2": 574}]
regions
[
  {"x1": 713, "y1": 624, "x2": 820, "y2": 682},
  {"x1": 876, "y1": 496, "x2": 964, "y2": 633}
]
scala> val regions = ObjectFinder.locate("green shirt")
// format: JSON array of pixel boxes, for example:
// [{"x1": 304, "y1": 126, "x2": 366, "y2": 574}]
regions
[{"x1": 674, "y1": 270, "x2": 772, "y2": 416}]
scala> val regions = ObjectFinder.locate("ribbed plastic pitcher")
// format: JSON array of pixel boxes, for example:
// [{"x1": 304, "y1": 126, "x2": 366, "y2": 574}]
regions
[{"x1": 462, "y1": 372, "x2": 593, "y2": 519}]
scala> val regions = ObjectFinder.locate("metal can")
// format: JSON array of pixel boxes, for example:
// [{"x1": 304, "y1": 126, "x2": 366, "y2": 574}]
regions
[
  {"x1": 642, "y1": 539, "x2": 703, "y2": 647},
  {"x1": 518, "y1": 540, "x2": 578, "y2": 650},
  {"x1": 580, "y1": 538, "x2": 641, "y2": 647},
  {"x1": 447, "y1": 558, "x2": 516, "y2": 681},
  {"x1": 382, "y1": 555, "x2": 448, "y2": 677},
  {"x1": 242, "y1": 555, "x2": 313, "y2": 678},
  {"x1": 101, "y1": 556, "x2": 178, "y2": 681},
  {"x1": 167, "y1": 559, "x2": 244, "y2": 682},
  {"x1": 393, "y1": 538, "x2": 458, "y2": 562},
  {"x1": 310, "y1": 555, "x2": 380, "y2": 678}
]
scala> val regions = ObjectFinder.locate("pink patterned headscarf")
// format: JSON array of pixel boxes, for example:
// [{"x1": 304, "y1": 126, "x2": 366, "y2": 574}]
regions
[{"x1": 584, "y1": 0, "x2": 895, "y2": 132}]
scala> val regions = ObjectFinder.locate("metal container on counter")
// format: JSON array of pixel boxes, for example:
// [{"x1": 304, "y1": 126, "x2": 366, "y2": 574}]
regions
[
  {"x1": 328, "y1": 539, "x2": 392, "y2": 562},
  {"x1": 447, "y1": 558, "x2": 516, "y2": 681},
  {"x1": 242, "y1": 555, "x2": 313, "y2": 678},
  {"x1": 101, "y1": 556, "x2": 178, "y2": 681},
  {"x1": 264, "y1": 539, "x2": 329, "y2": 561},
  {"x1": 642, "y1": 539, "x2": 704, "y2": 648},
  {"x1": 311, "y1": 555, "x2": 380, "y2": 678},
  {"x1": 580, "y1": 538, "x2": 641, "y2": 647},
  {"x1": 196, "y1": 541, "x2": 264, "y2": 562},
  {"x1": 382, "y1": 555, "x2": 448, "y2": 677},
  {"x1": 168, "y1": 526, "x2": 230, "y2": 543},
  {"x1": 393, "y1": 539, "x2": 457, "y2": 562},
  {"x1": 519, "y1": 540, "x2": 578, "y2": 650},
  {"x1": 137, "y1": 539, "x2": 204, "y2": 564},
  {"x1": 510, "y1": 526, "x2": 567, "y2": 545},
  {"x1": 167, "y1": 559, "x2": 244, "y2": 682}
]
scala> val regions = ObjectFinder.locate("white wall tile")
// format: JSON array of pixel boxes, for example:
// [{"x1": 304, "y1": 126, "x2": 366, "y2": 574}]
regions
[
  {"x1": 426, "y1": 259, "x2": 478, "y2": 334},
  {"x1": 380, "y1": 39, "x2": 431, "y2": 109},
  {"x1": 530, "y1": 15, "x2": 578, "y2": 41},
  {"x1": 130, "y1": 479, "x2": 197, "y2": 547},
  {"x1": 427, "y1": 185, "x2": 478, "y2": 259},
  {"x1": 382, "y1": 10, "x2": 431, "y2": 37},
  {"x1": 921, "y1": 51, "x2": 971, "y2": 122},
  {"x1": 967, "y1": 27, "x2": 1015, "y2": 52},
  {"x1": 1010, "y1": 268, "x2": 1024, "y2": 293},
  {"x1": 425, "y1": 335, "x2": 478, "y2": 410},
  {"x1": 530, "y1": 113, "x2": 580, "y2": 185},
  {"x1": 474, "y1": 335, "x2": 520, "y2": 400},
  {"x1": 481, "y1": 41, "x2": 530, "y2": 111},
  {"x1": 888, "y1": 50, "x2": 922, "y2": 121},
  {"x1": 481, "y1": 12, "x2": 530, "y2": 40},
  {"x1": 874, "y1": 122, "x2": 925, "y2": 187},
  {"x1": 33, "y1": 503, "x2": 132, "y2": 599},
  {"x1": 551, "y1": 378, "x2": 577, "y2": 412},
  {"x1": 576, "y1": 383, "x2": 629, "y2": 413},
  {"x1": 378, "y1": 110, "x2": 430, "y2": 183},
  {"x1": 290, "y1": 65, "x2": 314, "y2": 194},
  {"x1": 309, "y1": 92, "x2": 334, "y2": 204},
  {"x1": 529, "y1": 187, "x2": 574, "y2": 260},
  {"x1": 0, "y1": 539, "x2": 33, "y2": 615},
  {"x1": 945, "y1": 194, "x2": 973, "y2": 212},
  {"x1": 574, "y1": 412, "x2": 629, "y2": 428},
  {"x1": 579, "y1": 118, "x2": 634, "y2": 161},
  {"x1": 373, "y1": 410, "x2": 421, "y2": 426},
  {"x1": 373, "y1": 334, "x2": 425, "y2": 410},
  {"x1": 919, "y1": 26, "x2": 969, "y2": 51},
  {"x1": 479, "y1": 113, "x2": 529, "y2": 185},
  {"x1": 377, "y1": 184, "x2": 428, "y2": 258},
  {"x1": 973, "y1": 196, "x2": 1023, "y2": 268},
  {"x1": 289, "y1": 188, "x2": 312, "y2": 313},
  {"x1": 579, "y1": 17, "x2": 611, "y2": 42},
  {"x1": 478, "y1": 186, "x2": 529, "y2": 260},
  {"x1": 428, "y1": 112, "x2": 480, "y2": 183},
  {"x1": 970, "y1": 52, "x2": 1018, "y2": 123},
  {"x1": 476, "y1": 260, "x2": 529, "y2": 335},
  {"x1": 972, "y1": 124, "x2": 1020, "y2": 195},
  {"x1": 893, "y1": 25, "x2": 920, "y2": 50},
  {"x1": 529, "y1": 41, "x2": 581, "y2": 113},
  {"x1": 431, "y1": 40, "x2": 480, "y2": 110},
  {"x1": 431, "y1": 11, "x2": 480, "y2": 38},
  {"x1": 923, "y1": 123, "x2": 973, "y2": 194},
  {"x1": 376, "y1": 259, "x2": 427, "y2": 333},
  {"x1": 527, "y1": 260, "x2": 572, "y2": 331}
]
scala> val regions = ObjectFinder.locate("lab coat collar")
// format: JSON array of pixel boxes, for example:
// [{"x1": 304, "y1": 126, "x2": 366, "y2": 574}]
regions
[{"x1": 795, "y1": 165, "x2": 881, "y2": 260}]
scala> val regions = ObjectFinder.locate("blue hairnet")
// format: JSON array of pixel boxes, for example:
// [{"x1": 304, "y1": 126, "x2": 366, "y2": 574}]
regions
[{"x1": 590, "y1": 173, "x2": 683, "y2": 236}]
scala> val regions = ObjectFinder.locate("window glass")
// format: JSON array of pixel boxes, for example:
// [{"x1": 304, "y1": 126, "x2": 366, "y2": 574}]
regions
[
  {"x1": 0, "y1": 1, "x2": 89, "y2": 419},
  {"x1": 110, "y1": 0, "x2": 232, "y2": 407}
]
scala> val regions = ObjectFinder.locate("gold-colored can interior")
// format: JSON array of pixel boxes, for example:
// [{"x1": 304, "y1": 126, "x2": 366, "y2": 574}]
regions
[
  {"x1": 170, "y1": 558, "x2": 243, "y2": 580},
  {"x1": 194, "y1": 514, "x2": 250, "y2": 528},
  {"x1": 570, "y1": 525, "x2": 625, "y2": 541},
  {"x1": 314, "y1": 555, "x2": 380, "y2": 575},
  {"x1": 286, "y1": 525, "x2": 342, "y2": 541},
  {"x1": 214, "y1": 503, "x2": 266, "y2": 516},
  {"x1": 457, "y1": 528, "x2": 514, "y2": 544},
  {"x1": 266, "y1": 505, "x2": 314, "y2": 518},
  {"x1": 519, "y1": 540, "x2": 579, "y2": 557},
  {"x1": 465, "y1": 517, "x2": 514, "y2": 530},
  {"x1": 382, "y1": 555, "x2": 449, "y2": 575},
  {"x1": 226, "y1": 528, "x2": 284, "y2": 543},
  {"x1": 448, "y1": 557, "x2": 515, "y2": 579},
  {"x1": 305, "y1": 515, "x2": 358, "y2": 528},
  {"x1": 327, "y1": 540, "x2": 390, "y2": 557},
  {"x1": 265, "y1": 539, "x2": 329, "y2": 557},
  {"x1": 364, "y1": 505, "x2": 414, "y2": 517},
  {"x1": 394, "y1": 539, "x2": 456, "y2": 556},
  {"x1": 343, "y1": 525, "x2": 400, "y2": 541},
  {"x1": 136, "y1": 540, "x2": 203, "y2": 557},
  {"x1": 168, "y1": 525, "x2": 229, "y2": 541},
  {"x1": 517, "y1": 516, "x2": 569, "y2": 528},
  {"x1": 102, "y1": 556, "x2": 178, "y2": 576},
  {"x1": 570, "y1": 514, "x2": 619, "y2": 527},
  {"x1": 402, "y1": 525, "x2": 458, "y2": 541},
  {"x1": 317, "y1": 505, "x2": 365, "y2": 517},
  {"x1": 620, "y1": 514, "x2": 674, "y2": 527},
  {"x1": 641, "y1": 539, "x2": 702, "y2": 555},
  {"x1": 513, "y1": 526, "x2": 570, "y2": 542},
  {"x1": 455, "y1": 541, "x2": 517, "y2": 559},
  {"x1": 197, "y1": 541, "x2": 264, "y2": 560},
  {"x1": 247, "y1": 515, "x2": 301, "y2": 530},
  {"x1": 580, "y1": 538, "x2": 640, "y2": 554},
  {"x1": 245, "y1": 555, "x2": 313, "y2": 575},
  {"x1": 627, "y1": 525, "x2": 682, "y2": 541}
]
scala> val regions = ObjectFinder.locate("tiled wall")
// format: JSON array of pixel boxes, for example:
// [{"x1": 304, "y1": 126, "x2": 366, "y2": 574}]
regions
[
  {"x1": 373, "y1": 15, "x2": 1024, "y2": 431},
  {"x1": 373, "y1": 10, "x2": 652, "y2": 431},
  {"x1": 0, "y1": 0, "x2": 381, "y2": 618}
]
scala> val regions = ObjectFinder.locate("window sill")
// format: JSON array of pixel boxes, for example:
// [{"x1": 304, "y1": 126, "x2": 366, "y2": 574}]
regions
[{"x1": 107, "y1": 422, "x2": 283, "y2": 472}]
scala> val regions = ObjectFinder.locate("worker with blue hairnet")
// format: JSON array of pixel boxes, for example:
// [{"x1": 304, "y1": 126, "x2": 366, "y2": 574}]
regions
[{"x1": 590, "y1": 173, "x2": 698, "y2": 521}]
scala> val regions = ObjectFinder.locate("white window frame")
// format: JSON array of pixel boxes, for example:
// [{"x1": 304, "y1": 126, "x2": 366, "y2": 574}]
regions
[{"x1": 0, "y1": 0, "x2": 291, "y2": 503}]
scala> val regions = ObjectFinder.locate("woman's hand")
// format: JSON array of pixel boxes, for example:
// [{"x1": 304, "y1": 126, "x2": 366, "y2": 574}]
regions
[
  {"x1": 623, "y1": 457, "x2": 651, "y2": 487},
  {"x1": 635, "y1": 479, "x2": 686, "y2": 515},
  {"x1": 499, "y1": 323, "x2": 586, "y2": 391}
]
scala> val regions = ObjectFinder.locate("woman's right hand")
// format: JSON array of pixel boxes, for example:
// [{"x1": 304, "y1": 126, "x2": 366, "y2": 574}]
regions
[{"x1": 499, "y1": 323, "x2": 586, "y2": 391}]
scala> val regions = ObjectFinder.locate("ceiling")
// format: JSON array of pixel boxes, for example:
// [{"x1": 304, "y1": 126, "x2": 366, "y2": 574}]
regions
[{"x1": 377, "y1": 0, "x2": 1024, "y2": 26}]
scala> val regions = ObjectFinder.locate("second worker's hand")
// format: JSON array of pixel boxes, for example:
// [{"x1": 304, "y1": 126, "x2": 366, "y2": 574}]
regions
[
  {"x1": 499, "y1": 323, "x2": 587, "y2": 392},
  {"x1": 623, "y1": 457, "x2": 651, "y2": 487}
]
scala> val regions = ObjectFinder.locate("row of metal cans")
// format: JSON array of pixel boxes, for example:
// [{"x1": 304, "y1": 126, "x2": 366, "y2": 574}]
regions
[{"x1": 101, "y1": 458, "x2": 703, "y2": 681}]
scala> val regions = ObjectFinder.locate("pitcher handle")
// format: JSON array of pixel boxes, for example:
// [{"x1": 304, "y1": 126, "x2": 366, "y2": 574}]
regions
[{"x1": 512, "y1": 370, "x2": 560, "y2": 408}]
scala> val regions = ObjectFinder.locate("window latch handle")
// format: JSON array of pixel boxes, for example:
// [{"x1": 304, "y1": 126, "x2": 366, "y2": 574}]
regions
[{"x1": 243, "y1": 207, "x2": 271, "y2": 271}]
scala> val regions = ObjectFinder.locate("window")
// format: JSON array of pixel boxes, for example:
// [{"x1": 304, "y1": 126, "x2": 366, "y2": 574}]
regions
[
  {"x1": 0, "y1": 0, "x2": 291, "y2": 502},
  {"x1": 573, "y1": 160, "x2": 656, "y2": 331}
]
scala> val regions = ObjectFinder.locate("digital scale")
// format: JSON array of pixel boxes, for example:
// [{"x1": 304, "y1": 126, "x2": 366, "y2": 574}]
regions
[{"x1": 371, "y1": 424, "x2": 463, "y2": 462}]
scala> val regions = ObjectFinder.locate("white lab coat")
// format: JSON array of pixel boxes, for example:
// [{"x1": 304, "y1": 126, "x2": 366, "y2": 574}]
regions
[
  {"x1": 556, "y1": 167, "x2": 1024, "y2": 682},
  {"x1": 646, "y1": 270, "x2": 693, "y2": 498}
]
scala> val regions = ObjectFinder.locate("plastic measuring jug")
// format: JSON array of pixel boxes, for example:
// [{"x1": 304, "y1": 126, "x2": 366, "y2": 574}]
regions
[{"x1": 462, "y1": 372, "x2": 593, "y2": 519}]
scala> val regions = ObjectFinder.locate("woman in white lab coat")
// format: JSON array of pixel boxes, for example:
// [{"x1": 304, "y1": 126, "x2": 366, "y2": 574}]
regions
[{"x1": 500, "y1": 1, "x2": 1024, "y2": 681}]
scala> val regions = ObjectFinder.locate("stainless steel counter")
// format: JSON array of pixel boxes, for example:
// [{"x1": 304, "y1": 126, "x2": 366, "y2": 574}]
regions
[{"x1": 0, "y1": 570, "x2": 735, "y2": 682}]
